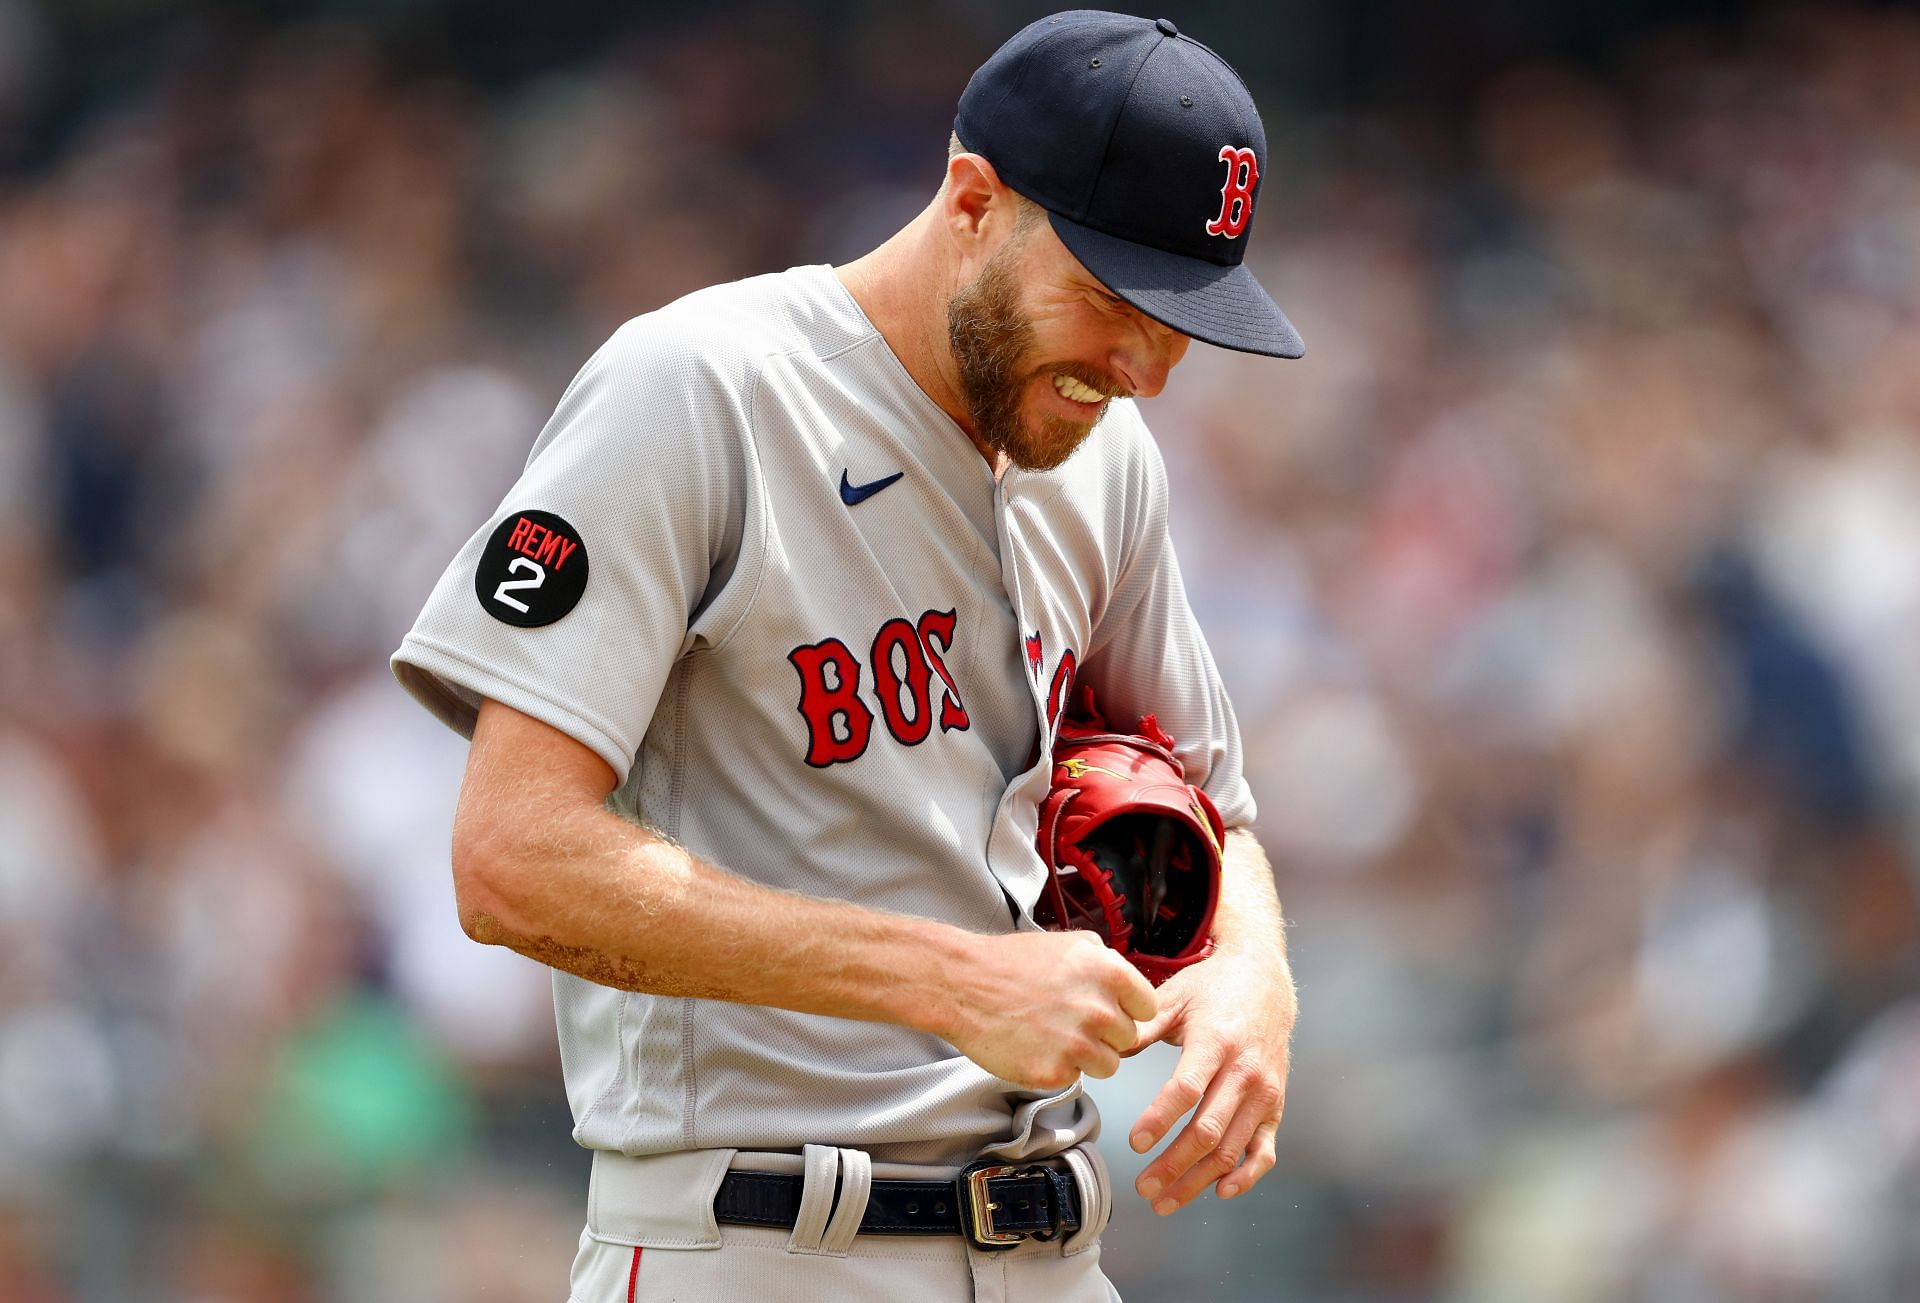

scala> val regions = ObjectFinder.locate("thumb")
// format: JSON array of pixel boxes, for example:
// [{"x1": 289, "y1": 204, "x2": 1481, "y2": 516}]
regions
[{"x1": 1124, "y1": 997, "x2": 1183, "y2": 1057}]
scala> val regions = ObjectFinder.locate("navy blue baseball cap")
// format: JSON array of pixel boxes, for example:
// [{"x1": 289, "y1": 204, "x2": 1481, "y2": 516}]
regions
[{"x1": 955, "y1": 11, "x2": 1304, "y2": 359}]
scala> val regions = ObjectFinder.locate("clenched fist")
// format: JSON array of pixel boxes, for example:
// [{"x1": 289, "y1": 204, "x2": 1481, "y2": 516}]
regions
[{"x1": 938, "y1": 929, "x2": 1158, "y2": 1090}]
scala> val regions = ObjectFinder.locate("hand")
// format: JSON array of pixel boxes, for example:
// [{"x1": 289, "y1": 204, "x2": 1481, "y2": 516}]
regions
[
  {"x1": 1124, "y1": 943, "x2": 1295, "y2": 1214},
  {"x1": 942, "y1": 930, "x2": 1158, "y2": 1091}
]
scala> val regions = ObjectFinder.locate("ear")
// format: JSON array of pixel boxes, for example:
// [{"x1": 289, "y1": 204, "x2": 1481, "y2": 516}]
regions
[{"x1": 942, "y1": 152, "x2": 1020, "y2": 263}]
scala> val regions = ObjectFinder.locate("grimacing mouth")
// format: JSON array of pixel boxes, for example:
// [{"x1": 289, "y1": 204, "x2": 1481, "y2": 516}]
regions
[
  {"x1": 1047, "y1": 364, "x2": 1131, "y2": 408},
  {"x1": 1052, "y1": 373, "x2": 1108, "y2": 404}
]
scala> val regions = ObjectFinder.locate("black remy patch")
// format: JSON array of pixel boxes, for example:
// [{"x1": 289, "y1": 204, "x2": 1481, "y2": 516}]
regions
[{"x1": 474, "y1": 509, "x2": 589, "y2": 627}]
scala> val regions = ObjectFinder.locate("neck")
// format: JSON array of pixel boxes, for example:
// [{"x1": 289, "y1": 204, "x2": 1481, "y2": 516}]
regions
[{"x1": 836, "y1": 212, "x2": 1003, "y2": 472}]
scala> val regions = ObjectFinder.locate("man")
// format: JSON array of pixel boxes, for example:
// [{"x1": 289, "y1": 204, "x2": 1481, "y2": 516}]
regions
[{"x1": 394, "y1": 11, "x2": 1300, "y2": 1300}]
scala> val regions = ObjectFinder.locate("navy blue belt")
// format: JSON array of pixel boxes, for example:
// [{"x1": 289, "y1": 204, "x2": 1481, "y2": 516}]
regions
[{"x1": 713, "y1": 1159, "x2": 1082, "y2": 1249}]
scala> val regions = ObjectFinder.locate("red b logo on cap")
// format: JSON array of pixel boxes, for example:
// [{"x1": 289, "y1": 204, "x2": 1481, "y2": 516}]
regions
[{"x1": 1205, "y1": 146, "x2": 1259, "y2": 238}]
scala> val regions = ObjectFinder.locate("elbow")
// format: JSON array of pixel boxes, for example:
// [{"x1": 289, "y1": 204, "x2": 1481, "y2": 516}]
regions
[
  {"x1": 450, "y1": 815, "x2": 524, "y2": 946},
  {"x1": 450, "y1": 698, "x2": 621, "y2": 947},
  {"x1": 454, "y1": 881, "x2": 510, "y2": 947}
]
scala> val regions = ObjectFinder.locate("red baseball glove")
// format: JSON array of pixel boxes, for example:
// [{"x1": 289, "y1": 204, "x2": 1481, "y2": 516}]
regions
[{"x1": 1033, "y1": 686, "x2": 1224, "y2": 985}]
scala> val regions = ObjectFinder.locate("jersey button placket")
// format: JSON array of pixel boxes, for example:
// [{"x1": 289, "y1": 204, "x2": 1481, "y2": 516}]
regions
[
  {"x1": 993, "y1": 476, "x2": 1047, "y2": 732},
  {"x1": 984, "y1": 474, "x2": 1053, "y2": 927}
]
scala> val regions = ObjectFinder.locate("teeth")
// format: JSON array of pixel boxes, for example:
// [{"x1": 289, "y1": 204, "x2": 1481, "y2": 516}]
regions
[{"x1": 1052, "y1": 374, "x2": 1106, "y2": 404}]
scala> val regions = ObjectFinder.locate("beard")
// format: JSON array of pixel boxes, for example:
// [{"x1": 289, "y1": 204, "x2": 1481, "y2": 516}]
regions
[{"x1": 946, "y1": 243, "x2": 1112, "y2": 472}]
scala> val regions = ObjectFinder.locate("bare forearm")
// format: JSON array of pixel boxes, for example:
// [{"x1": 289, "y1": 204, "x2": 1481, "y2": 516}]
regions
[
  {"x1": 1212, "y1": 829, "x2": 1295, "y2": 994},
  {"x1": 458, "y1": 790, "x2": 974, "y2": 1039}
]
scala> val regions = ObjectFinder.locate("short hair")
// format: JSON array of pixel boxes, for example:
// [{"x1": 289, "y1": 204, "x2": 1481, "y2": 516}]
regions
[{"x1": 948, "y1": 131, "x2": 1044, "y2": 232}]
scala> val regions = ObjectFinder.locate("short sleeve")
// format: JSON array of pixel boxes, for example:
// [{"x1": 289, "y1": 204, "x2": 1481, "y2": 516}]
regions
[
  {"x1": 391, "y1": 317, "x2": 762, "y2": 784},
  {"x1": 1080, "y1": 428, "x2": 1256, "y2": 828}
]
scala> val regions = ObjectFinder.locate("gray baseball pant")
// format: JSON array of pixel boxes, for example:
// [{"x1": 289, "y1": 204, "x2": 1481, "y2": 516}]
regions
[{"x1": 566, "y1": 1144, "x2": 1121, "y2": 1302}]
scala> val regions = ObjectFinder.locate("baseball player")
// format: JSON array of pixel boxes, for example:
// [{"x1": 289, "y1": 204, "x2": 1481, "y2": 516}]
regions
[{"x1": 394, "y1": 12, "x2": 1300, "y2": 1300}]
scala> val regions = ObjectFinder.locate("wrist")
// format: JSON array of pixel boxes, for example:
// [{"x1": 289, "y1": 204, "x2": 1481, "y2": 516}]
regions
[
  {"x1": 1208, "y1": 932, "x2": 1295, "y2": 996},
  {"x1": 1230, "y1": 939, "x2": 1299, "y2": 1020},
  {"x1": 877, "y1": 920, "x2": 983, "y2": 1043},
  {"x1": 1208, "y1": 927, "x2": 1286, "y2": 970}
]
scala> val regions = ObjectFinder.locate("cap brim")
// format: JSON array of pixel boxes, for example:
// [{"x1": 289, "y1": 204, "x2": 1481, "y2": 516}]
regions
[{"x1": 1047, "y1": 212, "x2": 1305, "y2": 359}]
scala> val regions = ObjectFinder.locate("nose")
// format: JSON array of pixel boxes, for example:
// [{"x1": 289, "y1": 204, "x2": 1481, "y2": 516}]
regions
[{"x1": 1109, "y1": 314, "x2": 1190, "y2": 398}]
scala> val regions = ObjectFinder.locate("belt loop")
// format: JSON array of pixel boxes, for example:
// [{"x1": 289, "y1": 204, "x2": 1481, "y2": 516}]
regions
[
  {"x1": 818, "y1": 1146, "x2": 872, "y2": 1255},
  {"x1": 1058, "y1": 1144, "x2": 1110, "y2": 1256},
  {"x1": 786, "y1": 1144, "x2": 840, "y2": 1254}
]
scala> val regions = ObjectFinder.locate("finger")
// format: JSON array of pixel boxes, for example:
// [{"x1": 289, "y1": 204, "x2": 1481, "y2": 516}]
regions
[
  {"x1": 1124, "y1": 1000, "x2": 1178, "y2": 1056},
  {"x1": 1116, "y1": 967, "x2": 1158, "y2": 1024},
  {"x1": 1121, "y1": 1018, "x2": 1183, "y2": 1057},
  {"x1": 1098, "y1": 1010, "x2": 1140, "y2": 1055},
  {"x1": 1124, "y1": 966, "x2": 1207, "y2": 1054},
  {"x1": 1135, "y1": 1067, "x2": 1242, "y2": 1210},
  {"x1": 1146, "y1": 1075, "x2": 1279, "y2": 1212},
  {"x1": 1218, "y1": 1119, "x2": 1281, "y2": 1200},
  {"x1": 1128, "y1": 1035, "x2": 1223, "y2": 1155},
  {"x1": 1078, "y1": 1041, "x2": 1122, "y2": 1080}
]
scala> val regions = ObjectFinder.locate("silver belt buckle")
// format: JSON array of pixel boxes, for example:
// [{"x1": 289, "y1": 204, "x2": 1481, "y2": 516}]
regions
[{"x1": 958, "y1": 1161, "x2": 1048, "y2": 1249}]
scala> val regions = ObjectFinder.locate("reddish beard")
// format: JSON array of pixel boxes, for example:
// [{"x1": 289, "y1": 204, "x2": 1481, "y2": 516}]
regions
[{"x1": 946, "y1": 245, "x2": 1113, "y2": 472}]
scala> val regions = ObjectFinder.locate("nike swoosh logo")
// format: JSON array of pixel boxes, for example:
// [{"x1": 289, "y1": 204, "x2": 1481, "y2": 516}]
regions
[{"x1": 840, "y1": 468, "x2": 905, "y2": 506}]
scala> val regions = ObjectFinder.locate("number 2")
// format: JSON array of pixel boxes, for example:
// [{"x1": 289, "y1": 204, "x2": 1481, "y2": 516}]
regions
[{"x1": 493, "y1": 557, "x2": 545, "y2": 612}]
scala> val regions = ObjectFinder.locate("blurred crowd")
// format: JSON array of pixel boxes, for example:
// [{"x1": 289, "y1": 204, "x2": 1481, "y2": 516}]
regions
[{"x1": 3, "y1": 3, "x2": 1919, "y2": 1299}]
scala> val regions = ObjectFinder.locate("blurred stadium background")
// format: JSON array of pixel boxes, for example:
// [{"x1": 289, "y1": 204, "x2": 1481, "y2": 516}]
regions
[{"x1": 4, "y1": 0, "x2": 1920, "y2": 1298}]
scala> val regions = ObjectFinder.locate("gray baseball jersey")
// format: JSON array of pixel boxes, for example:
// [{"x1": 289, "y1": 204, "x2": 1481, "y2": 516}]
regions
[{"x1": 392, "y1": 264, "x2": 1254, "y2": 1165}]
